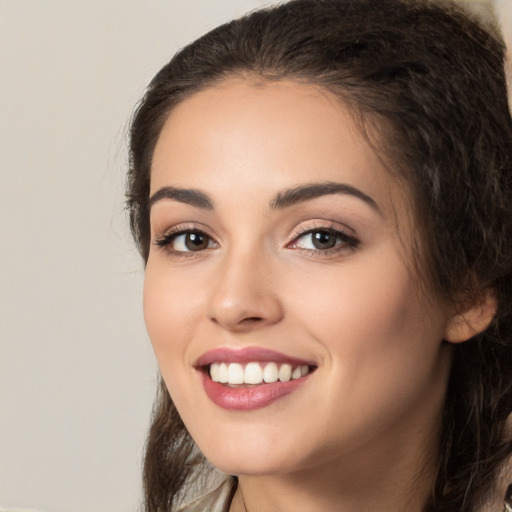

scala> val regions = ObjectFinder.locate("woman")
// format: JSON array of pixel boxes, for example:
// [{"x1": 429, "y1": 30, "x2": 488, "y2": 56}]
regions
[{"x1": 126, "y1": 0, "x2": 512, "y2": 510}]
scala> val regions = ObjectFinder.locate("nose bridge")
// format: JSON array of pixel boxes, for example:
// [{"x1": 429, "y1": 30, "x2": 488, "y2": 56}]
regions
[{"x1": 207, "y1": 242, "x2": 283, "y2": 331}]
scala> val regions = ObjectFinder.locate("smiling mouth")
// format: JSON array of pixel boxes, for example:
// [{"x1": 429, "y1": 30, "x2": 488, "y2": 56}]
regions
[
  {"x1": 207, "y1": 361, "x2": 314, "y2": 387},
  {"x1": 196, "y1": 347, "x2": 317, "y2": 409}
]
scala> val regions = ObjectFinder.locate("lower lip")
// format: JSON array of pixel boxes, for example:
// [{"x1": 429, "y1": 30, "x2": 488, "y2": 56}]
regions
[{"x1": 200, "y1": 371, "x2": 309, "y2": 411}]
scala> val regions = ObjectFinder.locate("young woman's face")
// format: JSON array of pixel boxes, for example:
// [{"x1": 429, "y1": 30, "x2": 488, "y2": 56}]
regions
[{"x1": 144, "y1": 79, "x2": 454, "y2": 477}]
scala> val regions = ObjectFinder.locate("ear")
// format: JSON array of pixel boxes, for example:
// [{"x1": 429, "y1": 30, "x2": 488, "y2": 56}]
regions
[{"x1": 444, "y1": 290, "x2": 497, "y2": 344}]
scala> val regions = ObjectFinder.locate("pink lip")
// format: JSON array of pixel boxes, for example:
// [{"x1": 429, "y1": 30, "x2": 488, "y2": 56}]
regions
[
  {"x1": 195, "y1": 346, "x2": 315, "y2": 367},
  {"x1": 195, "y1": 347, "x2": 316, "y2": 411},
  {"x1": 200, "y1": 373, "x2": 309, "y2": 411}
]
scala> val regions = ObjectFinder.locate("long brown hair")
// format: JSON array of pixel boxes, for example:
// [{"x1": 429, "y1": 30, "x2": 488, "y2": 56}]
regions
[{"x1": 127, "y1": 1, "x2": 512, "y2": 510}]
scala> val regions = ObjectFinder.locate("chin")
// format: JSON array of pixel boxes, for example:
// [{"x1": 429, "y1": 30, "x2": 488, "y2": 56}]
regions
[
  {"x1": 197, "y1": 434, "x2": 301, "y2": 476},
  {"x1": 209, "y1": 455, "x2": 290, "y2": 477}
]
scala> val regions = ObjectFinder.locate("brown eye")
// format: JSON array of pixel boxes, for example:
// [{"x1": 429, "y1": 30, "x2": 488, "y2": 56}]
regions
[
  {"x1": 310, "y1": 230, "x2": 337, "y2": 250},
  {"x1": 155, "y1": 229, "x2": 217, "y2": 253},
  {"x1": 183, "y1": 232, "x2": 209, "y2": 251},
  {"x1": 289, "y1": 227, "x2": 359, "y2": 253}
]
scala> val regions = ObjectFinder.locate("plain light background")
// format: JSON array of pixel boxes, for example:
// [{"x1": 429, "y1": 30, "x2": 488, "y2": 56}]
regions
[
  {"x1": 0, "y1": 1, "x2": 509, "y2": 512},
  {"x1": 0, "y1": 2, "x2": 272, "y2": 511}
]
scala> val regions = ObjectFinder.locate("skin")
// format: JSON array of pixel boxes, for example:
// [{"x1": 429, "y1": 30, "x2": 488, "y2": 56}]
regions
[{"x1": 144, "y1": 79, "x2": 470, "y2": 511}]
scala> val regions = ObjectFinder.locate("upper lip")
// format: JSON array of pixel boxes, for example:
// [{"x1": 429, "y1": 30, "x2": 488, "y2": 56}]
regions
[{"x1": 195, "y1": 346, "x2": 316, "y2": 367}]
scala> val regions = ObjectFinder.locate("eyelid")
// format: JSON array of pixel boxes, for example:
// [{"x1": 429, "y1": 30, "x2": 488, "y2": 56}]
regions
[
  {"x1": 286, "y1": 220, "x2": 356, "y2": 243},
  {"x1": 153, "y1": 222, "x2": 211, "y2": 241},
  {"x1": 152, "y1": 220, "x2": 359, "y2": 257},
  {"x1": 153, "y1": 223, "x2": 219, "y2": 256},
  {"x1": 285, "y1": 221, "x2": 360, "y2": 253}
]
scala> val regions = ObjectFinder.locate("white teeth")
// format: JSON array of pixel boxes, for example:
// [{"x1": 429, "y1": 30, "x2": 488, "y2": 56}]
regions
[
  {"x1": 291, "y1": 366, "x2": 302, "y2": 380},
  {"x1": 244, "y1": 362, "x2": 263, "y2": 384},
  {"x1": 209, "y1": 361, "x2": 312, "y2": 385},
  {"x1": 210, "y1": 363, "x2": 220, "y2": 382},
  {"x1": 227, "y1": 363, "x2": 244, "y2": 384},
  {"x1": 218, "y1": 363, "x2": 228, "y2": 383},
  {"x1": 263, "y1": 362, "x2": 278, "y2": 383},
  {"x1": 278, "y1": 364, "x2": 292, "y2": 382}
]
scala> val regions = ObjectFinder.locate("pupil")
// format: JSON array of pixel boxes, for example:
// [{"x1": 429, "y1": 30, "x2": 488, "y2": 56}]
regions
[
  {"x1": 185, "y1": 232, "x2": 208, "y2": 250},
  {"x1": 312, "y1": 231, "x2": 336, "y2": 249}
]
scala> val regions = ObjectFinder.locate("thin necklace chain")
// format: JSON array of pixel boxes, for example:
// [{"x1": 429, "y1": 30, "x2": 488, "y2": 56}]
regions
[{"x1": 239, "y1": 484, "x2": 248, "y2": 512}]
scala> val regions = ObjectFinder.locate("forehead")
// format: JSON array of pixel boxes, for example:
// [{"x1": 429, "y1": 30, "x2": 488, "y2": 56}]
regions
[{"x1": 151, "y1": 78, "x2": 408, "y2": 219}]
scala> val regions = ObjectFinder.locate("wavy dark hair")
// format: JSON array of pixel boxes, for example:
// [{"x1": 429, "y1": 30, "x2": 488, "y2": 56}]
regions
[{"x1": 126, "y1": 0, "x2": 512, "y2": 510}]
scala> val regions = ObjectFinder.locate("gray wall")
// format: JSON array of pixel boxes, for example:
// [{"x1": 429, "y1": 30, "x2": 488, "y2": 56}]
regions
[
  {"x1": 0, "y1": 2, "x2": 271, "y2": 511},
  {"x1": 0, "y1": 1, "x2": 509, "y2": 512}
]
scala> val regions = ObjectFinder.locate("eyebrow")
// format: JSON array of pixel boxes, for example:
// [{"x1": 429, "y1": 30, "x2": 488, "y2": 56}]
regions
[
  {"x1": 149, "y1": 186, "x2": 214, "y2": 210},
  {"x1": 270, "y1": 181, "x2": 380, "y2": 212},
  {"x1": 148, "y1": 181, "x2": 379, "y2": 213}
]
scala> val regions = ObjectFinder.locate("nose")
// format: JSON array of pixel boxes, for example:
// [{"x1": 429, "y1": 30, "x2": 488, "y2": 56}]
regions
[{"x1": 207, "y1": 250, "x2": 284, "y2": 333}]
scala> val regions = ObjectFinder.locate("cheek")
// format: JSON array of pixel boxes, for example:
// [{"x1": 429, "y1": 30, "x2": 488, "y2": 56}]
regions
[
  {"x1": 143, "y1": 258, "x2": 201, "y2": 369},
  {"x1": 286, "y1": 249, "x2": 447, "y2": 396},
  {"x1": 143, "y1": 260, "x2": 209, "y2": 419},
  {"x1": 278, "y1": 255, "x2": 450, "y2": 454}
]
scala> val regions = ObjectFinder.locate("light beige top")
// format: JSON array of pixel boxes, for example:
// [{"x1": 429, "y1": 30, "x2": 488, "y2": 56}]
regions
[
  {"x1": 176, "y1": 477, "x2": 512, "y2": 512},
  {"x1": 176, "y1": 478, "x2": 236, "y2": 512}
]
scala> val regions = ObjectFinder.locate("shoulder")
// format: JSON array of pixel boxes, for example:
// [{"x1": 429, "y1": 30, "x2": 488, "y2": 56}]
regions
[{"x1": 175, "y1": 477, "x2": 237, "y2": 512}]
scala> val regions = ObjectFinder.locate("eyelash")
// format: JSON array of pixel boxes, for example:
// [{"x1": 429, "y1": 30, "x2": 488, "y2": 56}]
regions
[
  {"x1": 153, "y1": 223, "x2": 360, "y2": 258},
  {"x1": 154, "y1": 226, "x2": 217, "y2": 258},
  {"x1": 287, "y1": 225, "x2": 360, "y2": 255}
]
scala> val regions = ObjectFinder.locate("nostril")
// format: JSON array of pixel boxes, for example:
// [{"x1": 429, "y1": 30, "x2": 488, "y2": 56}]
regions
[{"x1": 208, "y1": 316, "x2": 263, "y2": 324}]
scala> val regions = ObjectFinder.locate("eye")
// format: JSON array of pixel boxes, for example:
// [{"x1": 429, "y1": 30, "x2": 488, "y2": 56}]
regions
[
  {"x1": 289, "y1": 228, "x2": 359, "y2": 252},
  {"x1": 154, "y1": 229, "x2": 217, "y2": 253}
]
